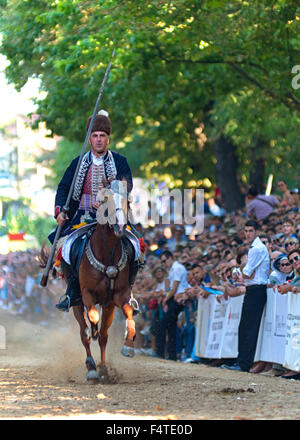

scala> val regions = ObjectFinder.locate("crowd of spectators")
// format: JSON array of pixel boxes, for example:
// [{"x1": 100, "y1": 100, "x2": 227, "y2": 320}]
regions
[
  {"x1": 0, "y1": 249, "x2": 63, "y2": 324},
  {"x1": 131, "y1": 180, "x2": 300, "y2": 379},
  {"x1": 0, "y1": 179, "x2": 299, "y2": 380}
]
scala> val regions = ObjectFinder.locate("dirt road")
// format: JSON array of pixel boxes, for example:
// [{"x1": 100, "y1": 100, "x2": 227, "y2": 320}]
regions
[{"x1": 0, "y1": 309, "x2": 299, "y2": 420}]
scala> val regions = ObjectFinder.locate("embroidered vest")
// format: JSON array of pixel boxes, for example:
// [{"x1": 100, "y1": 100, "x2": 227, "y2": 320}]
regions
[
  {"x1": 79, "y1": 162, "x2": 105, "y2": 211},
  {"x1": 73, "y1": 150, "x2": 117, "y2": 203}
]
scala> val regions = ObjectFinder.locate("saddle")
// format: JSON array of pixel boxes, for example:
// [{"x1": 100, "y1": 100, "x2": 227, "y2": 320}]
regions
[
  {"x1": 69, "y1": 231, "x2": 92, "y2": 275},
  {"x1": 68, "y1": 226, "x2": 135, "y2": 277}
]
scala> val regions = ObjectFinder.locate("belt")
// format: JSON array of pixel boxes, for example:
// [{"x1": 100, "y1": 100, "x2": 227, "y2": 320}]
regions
[{"x1": 246, "y1": 284, "x2": 267, "y2": 289}]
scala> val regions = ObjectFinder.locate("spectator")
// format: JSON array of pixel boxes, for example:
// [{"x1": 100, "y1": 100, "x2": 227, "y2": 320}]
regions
[
  {"x1": 1, "y1": 180, "x2": 300, "y2": 377},
  {"x1": 268, "y1": 255, "x2": 294, "y2": 286},
  {"x1": 153, "y1": 237, "x2": 168, "y2": 257},
  {"x1": 223, "y1": 220, "x2": 270, "y2": 372},
  {"x1": 290, "y1": 188, "x2": 300, "y2": 208},
  {"x1": 155, "y1": 250, "x2": 189, "y2": 360},
  {"x1": 284, "y1": 236, "x2": 299, "y2": 254},
  {"x1": 250, "y1": 253, "x2": 293, "y2": 375},
  {"x1": 0, "y1": 270, "x2": 8, "y2": 309},
  {"x1": 295, "y1": 224, "x2": 300, "y2": 242},
  {"x1": 260, "y1": 234, "x2": 272, "y2": 255},
  {"x1": 278, "y1": 248, "x2": 300, "y2": 294},
  {"x1": 246, "y1": 185, "x2": 279, "y2": 221},
  {"x1": 277, "y1": 180, "x2": 295, "y2": 208},
  {"x1": 276, "y1": 247, "x2": 300, "y2": 379},
  {"x1": 137, "y1": 268, "x2": 165, "y2": 357},
  {"x1": 167, "y1": 225, "x2": 187, "y2": 252},
  {"x1": 281, "y1": 217, "x2": 297, "y2": 241}
]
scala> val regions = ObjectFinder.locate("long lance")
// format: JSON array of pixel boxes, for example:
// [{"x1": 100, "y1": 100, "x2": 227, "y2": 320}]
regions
[{"x1": 40, "y1": 46, "x2": 116, "y2": 287}]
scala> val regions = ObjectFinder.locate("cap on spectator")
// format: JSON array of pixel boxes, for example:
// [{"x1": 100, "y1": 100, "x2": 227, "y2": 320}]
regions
[
  {"x1": 273, "y1": 254, "x2": 289, "y2": 271},
  {"x1": 272, "y1": 233, "x2": 284, "y2": 240}
]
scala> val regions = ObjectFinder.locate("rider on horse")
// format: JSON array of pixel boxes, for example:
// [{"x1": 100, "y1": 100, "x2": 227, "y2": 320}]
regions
[{"x1": 48, "y1": 110, "x2": 140, "y2": 312}]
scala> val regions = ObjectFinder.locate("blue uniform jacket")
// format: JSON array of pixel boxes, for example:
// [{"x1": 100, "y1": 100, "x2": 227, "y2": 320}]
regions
[{"x1": 48, "y1": 150, "x2": 133, "y2": 244}]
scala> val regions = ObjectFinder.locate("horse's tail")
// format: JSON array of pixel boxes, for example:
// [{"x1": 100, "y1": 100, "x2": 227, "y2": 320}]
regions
[{"x1": 38, "y1": 243, "x2": 52, "y2": 268}]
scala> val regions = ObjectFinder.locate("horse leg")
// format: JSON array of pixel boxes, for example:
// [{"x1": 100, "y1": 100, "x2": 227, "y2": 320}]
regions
[
  {"x1": 73, "y1": 304, "x2": 99, "y2": 382},
  {"x1": 121, "y1": 302, "x2": 135, "y2": 358},
  {"x1": 82, "y1": 287, "x2": 100, "y2": 326},
  {"x1": 98, "y1": 303, "x2": 115, "y2": 380}
]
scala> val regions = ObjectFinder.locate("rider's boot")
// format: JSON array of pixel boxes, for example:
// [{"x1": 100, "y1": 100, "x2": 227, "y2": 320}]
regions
[{"x1": 55, "y1": 263, "x2": 82, "y2": 312}]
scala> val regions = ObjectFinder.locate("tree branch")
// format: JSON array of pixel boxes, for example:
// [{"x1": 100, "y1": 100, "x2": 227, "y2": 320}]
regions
[
  {"x1": 228, "y1": 62, "x2": 300, "y2": 113},
  {"x1": 152, "y1": 44, "x2": 300, "y2": 114}
]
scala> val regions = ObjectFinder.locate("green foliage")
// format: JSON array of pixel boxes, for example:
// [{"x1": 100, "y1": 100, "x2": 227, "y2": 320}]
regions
[
  {"x1": 5, "y1": 206, "x2": 56, "y2": 245},
  {"x1": 6, "y1": 206, "x2": 29, "y2": 233},
  {"x1": 37, "y1": 137, "x2": 82, "y2": 187},
  {"x1": 1, "y1": 0, "x2": 300, "y2": 189},
  {"x1": 30, "y1": 215, "x2": 57, "y2": 246}
]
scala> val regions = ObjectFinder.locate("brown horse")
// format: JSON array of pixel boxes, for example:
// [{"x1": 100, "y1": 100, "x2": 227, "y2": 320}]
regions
[{"x1": 71, "y1": 180, "x2": 137, "y2": 382}]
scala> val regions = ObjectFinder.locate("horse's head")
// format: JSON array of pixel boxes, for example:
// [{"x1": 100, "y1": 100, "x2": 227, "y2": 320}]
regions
[{"x1": 96, "y1": 179, "x2": 128, "y2": 238}]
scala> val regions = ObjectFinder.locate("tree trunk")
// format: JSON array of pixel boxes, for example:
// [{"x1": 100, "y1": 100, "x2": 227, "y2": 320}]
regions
[
  {"x1": 215, "y1": 134, "x2": 244, "y2": 212},
  {"x1": 249, "y1": 138, "x2": 268, "y2": 194}
]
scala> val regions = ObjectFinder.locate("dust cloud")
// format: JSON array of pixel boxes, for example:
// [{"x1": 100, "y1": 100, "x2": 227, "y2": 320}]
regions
[{"x1": 0, "y1": 306, "x2": 132, "y2": 384}]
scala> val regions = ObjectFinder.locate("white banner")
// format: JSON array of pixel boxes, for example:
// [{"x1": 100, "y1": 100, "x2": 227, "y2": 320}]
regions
[
  {"x1": 221, "y1": 295, "x2": 244, "y2": 358},
  {"x1": 283, "y1": 292, "x2": 300, "y2": 372},
  {"x1": 195, "y1": 294, "x2": 243, "y2": 359},
  {"x1": 195, "y1": 296, "x2": 211, "y2": 357},
  {"x1": 257, "y1": 288, "x2": 288, "y2": 364},
  {"x1": 204, "y1": 296, "x2": 228, "y2": 359},
  {"x1": 194, "y1": 288, "x2": 300, "y2": 369}
]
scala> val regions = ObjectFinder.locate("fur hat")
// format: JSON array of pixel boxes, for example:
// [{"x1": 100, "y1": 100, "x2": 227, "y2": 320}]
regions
[{"x1": 86, "y1": 109, "x2": 111, "y2": 135}]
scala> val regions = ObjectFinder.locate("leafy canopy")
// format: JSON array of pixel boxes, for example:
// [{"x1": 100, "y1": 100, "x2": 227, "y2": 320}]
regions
[{"x1": 1, "y1": 0, "x2": 300, "y2": 188}]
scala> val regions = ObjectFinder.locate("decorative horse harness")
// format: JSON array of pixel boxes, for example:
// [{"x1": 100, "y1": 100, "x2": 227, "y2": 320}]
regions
[{"x1": 85, "y1": 227, "x2": 128, "y2": 291}]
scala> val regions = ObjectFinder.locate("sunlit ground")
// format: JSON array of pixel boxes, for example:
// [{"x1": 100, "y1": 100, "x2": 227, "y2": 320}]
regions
[{"x1": 2, "y1": 412, "x2": 176, "y2": 420}]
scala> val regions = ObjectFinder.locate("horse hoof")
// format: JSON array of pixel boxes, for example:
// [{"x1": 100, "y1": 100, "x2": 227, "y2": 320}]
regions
[
  {"x1": 121, "y1": 345, "x2": 135, "y2": 358},
  {"x1": 86, "y1": 370, "x2": 100, "y2": 382}
]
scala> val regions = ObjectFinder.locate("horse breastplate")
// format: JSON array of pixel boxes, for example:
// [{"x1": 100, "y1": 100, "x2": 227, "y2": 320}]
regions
[{"x1": 85, "y1": 239, "x2": 128, "y2": 280}]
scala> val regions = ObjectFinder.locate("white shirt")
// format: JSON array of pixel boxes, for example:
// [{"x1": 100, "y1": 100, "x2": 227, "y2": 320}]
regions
[
  {"x1": 155, "y1": 280, "x2": 168, "y2": 296},
  {"x1": 169, "y1": 261, "x2": 189, "y2": 295},
  {"x1": 242, "y1": 236, "x2": 270, "y2": 286},
  {"x1": 91, "y1": 152, "x2": 104, "y2": 165}
]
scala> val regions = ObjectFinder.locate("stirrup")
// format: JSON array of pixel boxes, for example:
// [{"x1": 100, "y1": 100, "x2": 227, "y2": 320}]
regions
[
  {"x1": 56, "y1": 294, "x2": 71, "y2": 312},
  {"x1": 129, "y1": 293, "x2": 139, "y2": 315}
]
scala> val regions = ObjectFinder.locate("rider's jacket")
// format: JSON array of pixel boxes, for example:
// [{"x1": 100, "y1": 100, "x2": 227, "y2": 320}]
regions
[{"x1": 48, "y1": 149, "x2": 132, "y2": 244}]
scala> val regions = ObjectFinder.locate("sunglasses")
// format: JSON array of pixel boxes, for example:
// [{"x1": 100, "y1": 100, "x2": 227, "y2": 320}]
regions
[
  {"x1": 280, "y1": 263, "x2": 291, "y2": 267},
  {"x1": 285, "y1": 241, "x2": 297, "y2": 247},
  {"x1": 261, "y1": 240, "x2": 268, "y2": 245},
  {"x1": 289, "y1": 255, "x2": 300, "y2": 264},
  {"x1": 161, "y1": 258, "x2": 167, "y2": 263}
]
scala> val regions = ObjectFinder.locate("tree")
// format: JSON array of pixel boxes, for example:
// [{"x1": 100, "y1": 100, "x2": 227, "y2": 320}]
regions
[{"x1": 1, "y1": 1, "x2": 300, "y2": 210}]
